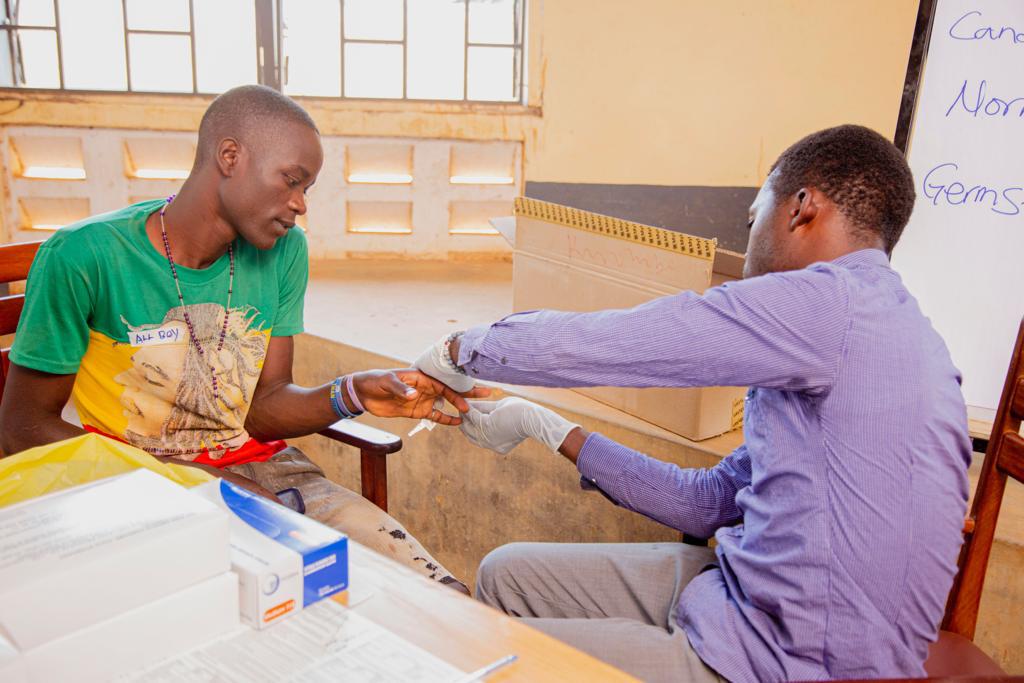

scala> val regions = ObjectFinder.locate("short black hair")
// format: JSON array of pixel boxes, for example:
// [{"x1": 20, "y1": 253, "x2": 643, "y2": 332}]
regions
[
  {"x1": 769, "y1": 124, "x2": 915, "y2": 252},
  {"x1": 196, "y1": 84, "x2": 318, "y2": 167}
]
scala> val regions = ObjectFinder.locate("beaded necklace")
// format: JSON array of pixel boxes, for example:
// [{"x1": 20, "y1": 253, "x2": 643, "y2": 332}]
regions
[{"x1": 158, "y1": 195, "x2": 234, "y2": 401}]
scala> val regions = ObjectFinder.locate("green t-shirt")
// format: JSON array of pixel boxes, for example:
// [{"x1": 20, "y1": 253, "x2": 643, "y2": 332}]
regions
[{"x1": 10, "y1": 199, "x2": 308, "y2": 458}]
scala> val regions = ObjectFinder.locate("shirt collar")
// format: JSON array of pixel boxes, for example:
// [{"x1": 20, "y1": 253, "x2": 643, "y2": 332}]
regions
[{"x1": 831, "y1": 248, "x2": 890, "y2": 269}]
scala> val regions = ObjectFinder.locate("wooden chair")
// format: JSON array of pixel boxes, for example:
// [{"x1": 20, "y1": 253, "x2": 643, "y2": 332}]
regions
[
  {"x1": 0, "y1": 239, "x2": 401, "y2": 511},
  {"x1": 920, "y1": 318, "x2": 1024, "y2": 678}
]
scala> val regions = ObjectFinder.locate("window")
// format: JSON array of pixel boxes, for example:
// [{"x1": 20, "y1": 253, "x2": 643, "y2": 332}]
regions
[
  {"x1": 0, "y1": 0, "x2": 257, "y2": 93},
  {"x1": 0, "y1": 0, "x2": 526, "y2": 102},
  {"x1": 280, "y1": 0, "x2": 525, "y2": 102}
]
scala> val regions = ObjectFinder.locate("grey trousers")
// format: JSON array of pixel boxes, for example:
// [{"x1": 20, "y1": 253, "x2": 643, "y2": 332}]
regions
[
  {"x1": 225, "y1": 447, "x2": 460, "y2": 586},
  {"x1": 476, "y1": 542, "x2": 725, "y2": 683}
]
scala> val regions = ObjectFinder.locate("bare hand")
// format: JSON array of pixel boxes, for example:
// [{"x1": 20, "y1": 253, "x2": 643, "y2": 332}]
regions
[{"x1": 353, "y1": 369, "x2": 490, "y2": 425}]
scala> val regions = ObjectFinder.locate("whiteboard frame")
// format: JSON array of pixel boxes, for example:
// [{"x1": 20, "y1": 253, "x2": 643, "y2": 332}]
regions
[{"x1": 894, "y1": 0, "x2": 939, "y2": 155}]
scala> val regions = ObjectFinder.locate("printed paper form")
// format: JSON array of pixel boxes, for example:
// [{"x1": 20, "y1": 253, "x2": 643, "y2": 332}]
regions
[{"x1": 120, "y1": 599, "x2": 465, "y2": 683}]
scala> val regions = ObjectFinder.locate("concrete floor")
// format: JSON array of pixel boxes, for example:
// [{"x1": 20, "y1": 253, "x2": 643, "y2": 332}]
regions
[
  {"x1": 307, "y1": 259, "x2": 514, "y2": 364},
  {"x1": 301, "y1": 259, "x2": 1024, "y2": 674}
]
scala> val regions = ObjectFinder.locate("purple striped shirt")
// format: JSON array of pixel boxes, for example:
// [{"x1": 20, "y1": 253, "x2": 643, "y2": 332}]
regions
[{"x1": 458, "y1": 249, "x2": 970, "y2": 682}]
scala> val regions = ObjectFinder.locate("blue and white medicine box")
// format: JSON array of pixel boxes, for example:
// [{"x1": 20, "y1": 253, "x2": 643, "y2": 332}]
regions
[{"x1": 192, "y1": 479, "x2": 348, "y2": 629}]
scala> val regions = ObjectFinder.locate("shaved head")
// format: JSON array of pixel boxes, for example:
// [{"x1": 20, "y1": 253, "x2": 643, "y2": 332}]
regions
[
  {"x1": 195, "y1": 84, "x2": 318, "y2": 169},
  {"x1": 190, "y1": 85, "x2": 322, "y2": 251}
]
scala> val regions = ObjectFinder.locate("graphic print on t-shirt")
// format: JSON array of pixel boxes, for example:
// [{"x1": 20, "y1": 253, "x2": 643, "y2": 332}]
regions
[{"x1": 112, "y1": 303, "x2": 269, "y2": 456}]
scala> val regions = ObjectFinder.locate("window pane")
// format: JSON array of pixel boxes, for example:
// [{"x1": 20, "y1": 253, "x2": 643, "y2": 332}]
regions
[
  {"x1": 15, "y1": 29, "x2": 60, "y2": 88},
  {"x1": 282, "y1": 0, "x2": 340, "y2": 97},
  {"x1": 59, "y1": 0, "x2": 126, "y2": 90},
  {"x1": 344, "y1": 0, "x2": 402, "y2": 41},
  {"x1": 406, "y1": 0, "x2": 464, "y2": 100},
  {"x1": 468, "y1": 0, "x2": 515, "y2": 44},
  {"x1": 125, "y1": 0, "x2": 189, "y2": 32},
  {"x1": 0, "y1": 33, "x2": 12, "y2": 86},
  {"x1": 344, "y1": 43, "x2": 402, "y2": 99},
  {"x1": 11, "y1": 0, "x2": 56, "y2": 27},
  {"x1": 129, "y1": 34, "x2": 192, "y2": 92},
  {"x1": 467, "y1": 46, "x2": 512, "y2": 101},
  {"x1": 194, "y1": 0, "x2": 256, "y2": 93}
]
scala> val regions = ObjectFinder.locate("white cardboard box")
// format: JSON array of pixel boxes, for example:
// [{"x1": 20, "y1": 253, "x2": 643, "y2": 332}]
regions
[
  {"x1": 193, "y1": 479, "x2": 349, "y2": 629},
  {"x1": 504, "y1": 198, "x2": 747, "y2": 440},
  {"x1": 0, "y1": 572, "x2": 240, "y2": 683},
  {"x1": 0, "y1": 469, "x2": 230, "y2": 651}
]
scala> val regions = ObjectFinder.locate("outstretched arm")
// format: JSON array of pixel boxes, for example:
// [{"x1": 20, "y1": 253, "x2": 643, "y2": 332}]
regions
[
  {"x1": 244, "y1": 336, "x2": 487, "y2": 442},
  {"x1": 446, "y1": 266, "x2": 851, "y2": 393},
  {"x1": 570, "y1": 430, "x2": 751, "y2": 538},
  {"x1": 460, "y1": 397, "x2": 750, "y2": 538}
]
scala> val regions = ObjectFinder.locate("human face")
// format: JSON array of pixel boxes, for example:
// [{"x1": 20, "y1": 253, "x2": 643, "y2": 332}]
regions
[
  {"x1": 221, "y1": 120, "x2": 323, "y2": 250},
  {"x1": 743, "y1": 174, "x2": 797, "y2": 279}
]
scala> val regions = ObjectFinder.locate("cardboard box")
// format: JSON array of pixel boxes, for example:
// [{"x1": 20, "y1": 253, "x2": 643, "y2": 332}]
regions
[
  {"x1": 0, "y1": 469, "x2": 230, "y2": 651},
  {"x1": 509, "y1": 197, "x2": 747, "y2": 440},
  {"x1": 193, "y1": 479, "x2": 349, "y2": 629},
  {"x1": 1, "y1": 572, "x2": 240, "y2": 683}
]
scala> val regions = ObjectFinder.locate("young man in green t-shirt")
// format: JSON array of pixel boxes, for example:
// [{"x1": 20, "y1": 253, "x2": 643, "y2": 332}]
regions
[{"x1": 0, "y1": 85, "x2": 479, "y2": 590}]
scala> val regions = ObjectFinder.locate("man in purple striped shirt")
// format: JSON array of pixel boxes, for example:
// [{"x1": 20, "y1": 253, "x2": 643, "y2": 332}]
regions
[{"x1": 416, "y1": 125, "x2": 971, "y2": 681}]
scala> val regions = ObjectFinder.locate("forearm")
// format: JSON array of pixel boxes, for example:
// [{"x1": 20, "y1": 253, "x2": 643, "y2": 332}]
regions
[
  {"x1": 574, "y1": 433, "x2": 747, "y2": 538},
  {"x1": 244, "y1": 381, "x2": 340, "y2": 442},
  {"x1": 0, "y1": 411, "x2": 84, "y2": 457}
]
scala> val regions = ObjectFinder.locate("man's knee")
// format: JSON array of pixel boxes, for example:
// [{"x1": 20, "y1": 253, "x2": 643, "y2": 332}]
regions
[{"x1": 476, "y1": 542, "x2": 535, "y2": 601}]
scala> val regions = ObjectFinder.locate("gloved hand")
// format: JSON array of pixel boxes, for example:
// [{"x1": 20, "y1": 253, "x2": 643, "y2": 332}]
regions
[
  {"x1": 459, "y1": 397, "x2": 579, "y2": 454},
  {"x1": 414, "y1": 334, "x2": 475, "y2": 393}
]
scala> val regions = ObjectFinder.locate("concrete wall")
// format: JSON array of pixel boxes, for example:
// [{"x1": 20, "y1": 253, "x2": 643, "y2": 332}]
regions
[{"x1": 0, "y1": 126, "x2": 519, "y2": 256}]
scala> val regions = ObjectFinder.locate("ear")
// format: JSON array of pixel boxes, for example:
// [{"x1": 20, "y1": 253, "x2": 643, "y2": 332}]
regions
[
  {"x1": 787, "y1": 187, "x2": 819, "y2": 231},
  {"x1": 215, "y1": 138, "x2": 241, "y2": 178}
]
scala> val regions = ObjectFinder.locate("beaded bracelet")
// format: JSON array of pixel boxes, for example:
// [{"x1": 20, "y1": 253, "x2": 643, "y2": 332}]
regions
[
  {"x1": 329, "y1": 376, "x2": 356, "y2": 419},
  {"x1": 443, "y1": 332, "x2": 467, "y2": 375}
]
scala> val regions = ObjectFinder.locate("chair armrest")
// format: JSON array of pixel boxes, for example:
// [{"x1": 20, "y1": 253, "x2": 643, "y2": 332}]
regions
[{"x1": 318, "y1": 419, "x2": 402, "y2": 456}]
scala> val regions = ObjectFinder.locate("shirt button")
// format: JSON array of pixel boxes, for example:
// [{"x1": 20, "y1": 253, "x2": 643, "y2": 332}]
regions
[{"x1": 501, "y1": 357, "x2": 508, "y2": 365}]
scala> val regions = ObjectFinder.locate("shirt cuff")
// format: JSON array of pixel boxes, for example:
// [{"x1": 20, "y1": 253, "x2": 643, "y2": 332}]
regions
[
  {"x1": 456, "y1": 323, "x2": 509, "y2": 380},
  {"x1": 456, "y1": 324, "x2": 488, "y2": 367},
  {"x1": 576, "y1": 432, "x2": 637, "y2": 499}
]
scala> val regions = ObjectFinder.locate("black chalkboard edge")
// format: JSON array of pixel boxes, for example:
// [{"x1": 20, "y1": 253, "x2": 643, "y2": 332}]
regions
[{"x1": 894, "y1": 0, "x2": 939, "y2": 155}]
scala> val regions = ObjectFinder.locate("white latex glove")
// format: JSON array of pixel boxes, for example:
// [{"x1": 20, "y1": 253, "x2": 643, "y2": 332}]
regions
[
  {"x1": 414, "y1": 334, "x2": 475, "y2": 393},
  {"x1": 459, "y1": 397, "x2": 578, "y2": 454}
]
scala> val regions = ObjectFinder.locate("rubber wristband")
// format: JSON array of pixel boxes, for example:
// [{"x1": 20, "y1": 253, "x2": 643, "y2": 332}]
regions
[
  {"x1": 329, "y1": 377, "x2": 354, "y2": 419},
  {"x1": 344, "y1": 374, "x2": 365, "y2": 415}
]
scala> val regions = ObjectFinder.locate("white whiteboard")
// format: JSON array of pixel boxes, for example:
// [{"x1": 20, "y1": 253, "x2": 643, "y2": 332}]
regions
[{"x1": 894, "y1": 0, "x2": 1024, "y2": 419}]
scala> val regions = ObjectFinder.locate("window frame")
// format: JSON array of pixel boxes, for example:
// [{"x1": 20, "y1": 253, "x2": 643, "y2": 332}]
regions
[{"x1": 0, "y1": 0, "x2": 527, "y2": 104}]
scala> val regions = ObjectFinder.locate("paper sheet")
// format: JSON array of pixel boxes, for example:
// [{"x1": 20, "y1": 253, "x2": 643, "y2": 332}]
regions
[{"x1": 120, "y1": 600, "x2": 465, "y2": 683}]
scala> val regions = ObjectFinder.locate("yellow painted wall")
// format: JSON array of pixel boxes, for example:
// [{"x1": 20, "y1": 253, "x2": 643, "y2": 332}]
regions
[{"x1": 525, "y1": 0, "x2": 920, "y2": 186}]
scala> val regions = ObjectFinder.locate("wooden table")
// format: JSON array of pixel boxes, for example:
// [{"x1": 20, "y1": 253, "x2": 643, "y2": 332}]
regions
[
  {"x1": 336, "y1": 542, "x2": 637, "y2": 682},
  {"x1": 968, "y1": 417, "x2": 993, "y2": 443}
]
